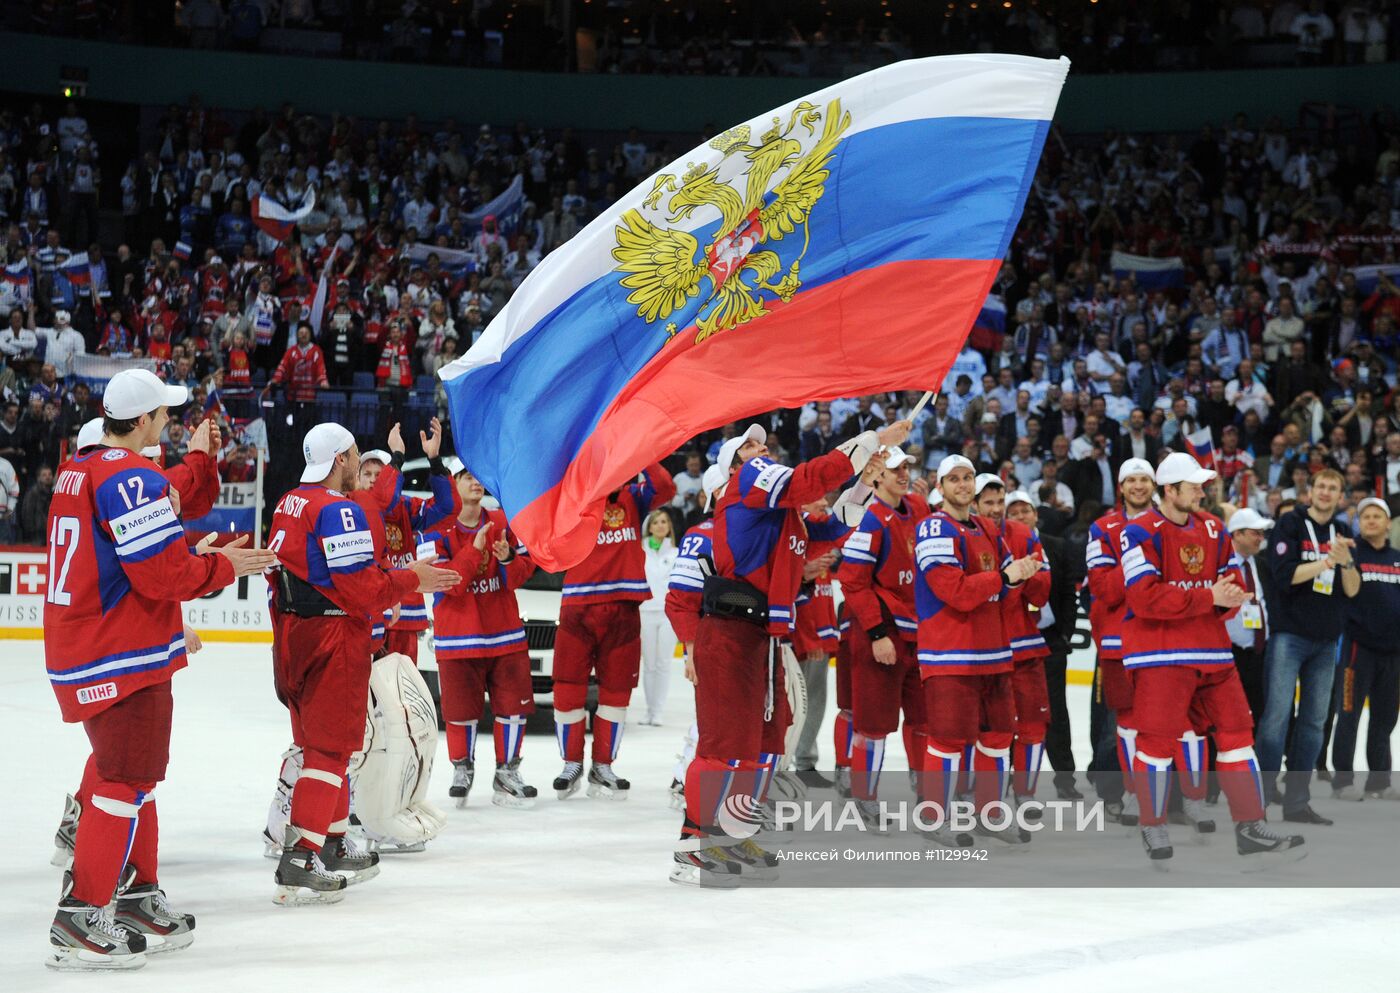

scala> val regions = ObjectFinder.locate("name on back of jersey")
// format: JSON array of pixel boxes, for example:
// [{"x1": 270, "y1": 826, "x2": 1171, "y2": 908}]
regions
[{"x1": 276, "y1": 492, "x2": 310, "y2": 519}]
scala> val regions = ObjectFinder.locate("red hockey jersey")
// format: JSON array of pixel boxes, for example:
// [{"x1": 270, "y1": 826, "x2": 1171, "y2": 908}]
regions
[
  {"x1": 423, "y1": 509, "x2": 535, "y2": 660},
  {"x1": 665, "y1": 519, "x2": 713, "y2": 645},
  {"x1": 374, "y1": 461, "x2": 457, "y2": 632},
  {"x1": 914, "y1": 511, "x2": 1014, "y2": 676},
  {"x1": 561, "y1": 462, "x2": 676, "y2": 607},
  {"x1": 1120, "y1": 509, "x2": 1239, "y2": 670},
  {"x1": 793, "y1": 515, "x2": 845, "y2": 657},
  {"x1": 44, "y1": 447, "x2": 235, "y2": 722},
  {"x1": 837, "y1": 493, "x2": 930, "y2": 644},
  {"x1": 1086, "y1": 509, "x2": 1130, "y2": 660},
  {"x1": 712, "y1": 451, "x2": 856, "y2": 636},
  {"x1": 999, "y1": 517, "x2": 1051, "y2": 662},
  {"x1": 267, "y1": 483, "x2": 419, "y2": 629}
]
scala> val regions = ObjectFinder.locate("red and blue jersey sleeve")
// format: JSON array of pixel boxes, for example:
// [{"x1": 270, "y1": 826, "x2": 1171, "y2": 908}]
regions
[
  {"x1": 313, "y1": 497, "x2": 417, "y2": 618},
  {"x1": 736, "y1": 449, "x2": 854, "y2": 512},
  {"x1": 915, "y1": 515, "x2": 1004, "y2": 614},
  {"x1": 835, "y1": 510, "x2": 887, "y2": 635},
  {"x1": 630, "y1": 461, "x2": 677, "y2": 517},
  {"x1": 665, "y1": 524, "x2": 712, "y2": 644}
]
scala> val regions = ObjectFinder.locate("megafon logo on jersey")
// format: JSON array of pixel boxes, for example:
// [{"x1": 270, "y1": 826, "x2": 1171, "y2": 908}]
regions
[{"x1": 111, "y1": 501, "x2": 176, "y2": 540}]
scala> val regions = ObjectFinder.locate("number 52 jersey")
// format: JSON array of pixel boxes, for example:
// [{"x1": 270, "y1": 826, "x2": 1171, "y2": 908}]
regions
[{"x1": 44, "y1": 447, "x2": 234, "y2": 723}]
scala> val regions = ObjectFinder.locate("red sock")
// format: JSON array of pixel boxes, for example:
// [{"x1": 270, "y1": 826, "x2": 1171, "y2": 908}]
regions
[
  {"x1": 70, "y1": 780, "x2": 153, "y2": 906},
  {"x1": 591, "y1": 705, "x2": 625, "y2": 764},
  {"x1": 445, "y1": 720, "x2": 477, "y2": 764},
  {"x1": 289, "y1": 751, "x2": 348, "y2": 851},
  {"x1": 1217, "y1": 745, "x2": 1266, "y2": 823},
  {"x1": 1012, "y1": 739, "x2": 1045, "y2": 798},
  {"x1": 973, "y1": 739, "x2": 1011, "y2": 812},
  {"x1": 494, "y1": 715, "x2": 527, "y2": 765},
  {"x1": 850, "y1": 733, "x2": 886, "y2": 801},
  {"x1": 683, "y1": 756, "x2": 748, "y2": 838},
  {"x1": 902, "y1": 723, "x2": 927, "y2": 773},
  {"x1": 833, "y1": 709, "x2": 853, "y2": 768},
  {"x1": 125, "y1": 800, "x2": 160, "y2": 886}
]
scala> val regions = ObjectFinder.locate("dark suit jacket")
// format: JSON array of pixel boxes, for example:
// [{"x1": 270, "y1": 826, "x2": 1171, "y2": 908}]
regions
[
  {"x1": 799, "y1": 428, "x2": 839, "y2": 462},
  {"x1": 1063, "y1": 457, "x2": 1114, "y2": 516},
  {"x1": 1039, "y1": 531, "x2": 1080, "y2": 655},
  {"x1": 1120, "y1": 429, "x2": 1162, "y2": 467}
]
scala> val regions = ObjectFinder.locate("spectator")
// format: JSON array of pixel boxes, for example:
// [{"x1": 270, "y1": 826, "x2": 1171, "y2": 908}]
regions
[
  {"x1": 37, "y1": 310, "x2": 86, "y2": 379},
  {"x1": 800, "y1": 408, "x2": 840, "y2": 461},
  {"x1": 0, "y1": 306, "x2": 38, "y2": 361},
  {"x1": 19, "y1": 463, "x2": 53, "y2": 542},
  {"x1": 670, "y1": 450, "x2": 705, "y2": 524}
]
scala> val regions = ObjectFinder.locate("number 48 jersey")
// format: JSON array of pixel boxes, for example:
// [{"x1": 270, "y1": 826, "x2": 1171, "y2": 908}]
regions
[{"x1": 44, "y1": 447, "x2": 235, "y2": 723}]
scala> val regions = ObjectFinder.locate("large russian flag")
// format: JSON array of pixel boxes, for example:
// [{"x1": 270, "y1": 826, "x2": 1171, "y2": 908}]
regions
[
  {"x1": 1111, "y1": 250, "x2": 1185, "y2": 292},
  {"x1": 441, "y1": 55, "x2": 1070, "y2": 570}
]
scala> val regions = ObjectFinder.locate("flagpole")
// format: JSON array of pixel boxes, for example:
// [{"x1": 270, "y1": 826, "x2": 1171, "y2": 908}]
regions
[
  {"x1": 909, "y1": 390, "x2": 937, "y2": 422},
  {"x1": 254, "y1": 451, "x2": 265, "y2": 550}
]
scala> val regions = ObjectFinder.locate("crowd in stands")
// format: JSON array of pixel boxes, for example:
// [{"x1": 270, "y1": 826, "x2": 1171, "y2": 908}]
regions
[
  {"x1": 7, "y1": 2, "x2": 1399, "y2": 76},
  {"x1": 0, "y1": 76, "x2": 1398, "y2": 549}
]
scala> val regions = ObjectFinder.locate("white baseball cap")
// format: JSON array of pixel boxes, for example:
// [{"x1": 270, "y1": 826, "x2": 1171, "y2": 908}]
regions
[
  {"x1": 930, "y1": 489, "x2": 944, "y2": 507},
  {"x1": 103, "y1": 369, "x2": 189, "y2": 419},
  {"x1": 54, "y1": 309, "x2": 71, "y2": 326},
  {"x1": 1227, "y1": 508, "x2": 1275, "y2": 533},
  {"x1": 77, "y1": 417, "x2": 104, "y2": 450},
  {"x1": 1118, "y1": 457, "x2": 1155, "y2": 484},
  {"x1": 701, "y1": 463, "x2": 728, "y2": 511},
  {"x1": 444, "y1": 456, "x2": 467, "y2": 476},
  {"x1": 974, "y1": 472, "x2": 1005, "y2": 495},
  {"x1": 361, "y1": 449, "x2": 393, "y2": 466},
  {"x1": 1356, "y1": 497, "x2": 1392, "y2": 519},
  {"x1": 301, "y1": 423, "x2": 356, "y2": 483},
  {"x1": 1155, "y1": 451, "x2": 1216, "y2": 486},
  {"x1": 717, "y1": 423, "x2": 766, "y2": 472},
  {"x1": 1006, "y1": 489, "x2": 1035, "y2": 510},
  {"x1": 882, "y1": 446, "x2": 915, "y2": 469},
  {"x1": 937, "y1": 454, "x2": 976, "y2": 483}
]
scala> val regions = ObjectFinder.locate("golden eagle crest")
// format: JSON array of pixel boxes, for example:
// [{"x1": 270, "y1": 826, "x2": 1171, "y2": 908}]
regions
[
  {"x1": 602, "y1": 506, "x2": 627, "y2": 529},
  {"x1": 1179, "y1": 544, "x2": 1205, "y2": 576},
  {"x1": 611, "y1": 98, "x2": 851, "y2": 344}
]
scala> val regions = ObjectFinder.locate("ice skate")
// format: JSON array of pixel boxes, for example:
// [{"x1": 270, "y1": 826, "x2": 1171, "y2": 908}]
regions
[
  {"x1": 668, "y1": 777, "x2": 686, "y2": 811},
  {"x1": 449, "y1": 759, "x2": 475, "y2": 808},
  {"x1": 1332, "y1": 784, "x2": 1365, "y2": 802},
  {"x1": 492, "y1": 758, "x2": 538, "y2": 809},
  {"x1": 833, "y1": 767, "x2": 852, "y2": 799},
  {"x1": 273, "y1": 829, "x2": 348, "y2": 906},
  {"x1": 114, "y1": 882, "x2": 196, "y2": 954},
  {"x1": 1103, "y1": 799, "x2": 1125, "y2": 824},
  {"x1": 1140, "y1": 824, "x2": 1173, "y2": 868},
  {"x1": 553, "y1": 761, "x2": 584, "y2": 800},
  {"x1": 1182, "y1": 797, "x2": 1216, "y2": 838},
  {"x1": 1011, "y1": 793, "x2": 1043, "y2": 824},
  {"x1": 1120, "y1": 792, "x2": 1140, "y2": 827},
  {"x1": 854, "y1": 798, "x2": 889, "y2": 836},
  {"x1": 725, "y1": 838, "x2": 781, "y2": 882},
  {"x1": 46, "y1": 871, "x2": 147, "y2": 971},
  {"x1": 1235, "y1": 820, "x2": 1306, "y2": 871},
  {"x1": 974, "y1": 817, "x2": 1030, "y2": 848},
  {"x1": 1366, "y1": 786, "x2": 1400, "y2": 801},
  {"x1": 319, "y1": 834, "x2": 380, "y2": 885},
  {"x1": 670, "y1": 842, "x2": 742, "y2": 889},
  {"x1": 50, "y1": 793, "x2": 80, "y2": 868},
  {"x1": 587, "y1": 762, "x2": 630, "y2": 800}
]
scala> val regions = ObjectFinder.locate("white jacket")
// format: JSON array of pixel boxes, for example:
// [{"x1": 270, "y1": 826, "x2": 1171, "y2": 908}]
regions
[{"x1": 641, "y1": 537, "x2": 677, "y2": 613}]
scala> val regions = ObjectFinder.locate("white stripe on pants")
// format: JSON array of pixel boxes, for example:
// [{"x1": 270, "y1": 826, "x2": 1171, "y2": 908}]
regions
[{"x1": 640, "y1": 610, "x2": 678, "y2": 721}]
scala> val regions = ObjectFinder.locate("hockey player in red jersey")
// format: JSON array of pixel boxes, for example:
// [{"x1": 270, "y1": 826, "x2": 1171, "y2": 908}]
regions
[
  {"x1": 972, "y1": 474, "x2": 1053, "y2": 821},
  {"x1": 672, "y1": 420, "x2": 907, "y2": 888},
  {"x1": 357, "y1": 418, "x2": 458, "y2": 662},
  {"x1": 552, "y1": 461, "x2": 677, "y2": 801},
  {"x1": 1085, "y1": 458, "x2": 1156, "y2": 825},
  {"x1": 1119, "y1": 452, "x2": 1305, "y2": 866},
  {"x1": 835, "y1": 446, "x2": 930, "y2": 831},
  {"x1": 420, "y1": 461, "x2": 539, "y2": 809},
  {"x1": 266, "y1": 423, "x2": 459, "y2": 905},
  {"x1": 913, "y1": 455, "x2": 1040, "y2": 848},
  {"x1": 43, "y1": 370, "x2": 275, "y2": 970}
]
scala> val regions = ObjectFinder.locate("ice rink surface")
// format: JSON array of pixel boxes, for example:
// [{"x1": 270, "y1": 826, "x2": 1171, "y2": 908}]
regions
[{"x1": 5, "y1": 640, "x2": 1399, "y2": 992}]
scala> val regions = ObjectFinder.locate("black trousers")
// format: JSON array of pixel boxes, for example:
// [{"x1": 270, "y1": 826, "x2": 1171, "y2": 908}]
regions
[
  {"x1": 1331, "y1": 637, "x2": 1400, "y2": 793},
  {"x1": 1042, "y1": 651, "x2": 1075, "y2": 785},
  {"x1": 1232, "y1": 644, "x2": 1267, "y2": 734}
]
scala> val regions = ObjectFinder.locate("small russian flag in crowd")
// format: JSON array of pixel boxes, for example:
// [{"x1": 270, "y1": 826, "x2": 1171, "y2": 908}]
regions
[
  {"x1": 57, "y1": 254, "x2": 91, "y2": 286},
  {"x1": 969, "y1": 292, "x2": 1008, "y2": 351},
  {"x1": 2, "y1": 257, "x2": 30, "y2": 287},
  {"x1": 1184, "y1": 427, "x2": 1216, "y2": 468},
  {"x1": 172, "y1": 241, "x2": 193, "y2": 263},
  {"x1": 1111, "y1": 251, "x2": 1186, "y2": 291},
  {"x1": 441, "y1": 55, "x2": 1070, "y2": 570},
  {"x1": 252, "y1": 188, "x2": 316, "y2": 241}
]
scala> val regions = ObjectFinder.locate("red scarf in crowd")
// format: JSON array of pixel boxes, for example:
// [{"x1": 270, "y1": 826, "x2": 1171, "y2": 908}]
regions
[{"x1": 377, "y1": 340, "x2": 412, "y2": 387}]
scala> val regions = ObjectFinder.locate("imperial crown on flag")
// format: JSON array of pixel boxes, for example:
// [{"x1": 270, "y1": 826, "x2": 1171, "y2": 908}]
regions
[{"x1": 440, "y1": 54, "x2": 1071, "y2": 570}]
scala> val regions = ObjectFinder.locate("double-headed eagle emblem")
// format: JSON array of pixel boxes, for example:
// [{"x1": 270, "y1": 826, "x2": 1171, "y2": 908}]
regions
[{"x1": 611, "y1": 98, "x2": 851, "y2": 343}]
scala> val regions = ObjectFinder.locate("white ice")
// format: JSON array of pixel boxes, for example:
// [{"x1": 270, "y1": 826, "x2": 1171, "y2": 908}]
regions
[{"x1": 4, "y1": 640, "x2": 1399, "y2": 992}]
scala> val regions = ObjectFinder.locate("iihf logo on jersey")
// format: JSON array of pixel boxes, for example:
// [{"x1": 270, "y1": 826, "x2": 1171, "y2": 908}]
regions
[
  {"x1": 716, "y1": 793, "x2": 762, "y2": 840},
  {"x1": 101, "y1": 449, "x2": 126, "y2": 461}
]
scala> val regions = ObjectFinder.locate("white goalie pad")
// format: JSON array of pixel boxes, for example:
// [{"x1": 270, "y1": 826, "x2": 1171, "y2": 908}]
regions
[
  {"x1": 781, "y1": 642, "x2": 806, "y2": 772},
  {"x1": 263, "y1": 744, "x2": 303, "y2": 848},
  {"x1": 348, "y1": 653, "x2": 446, "y2": 846}
]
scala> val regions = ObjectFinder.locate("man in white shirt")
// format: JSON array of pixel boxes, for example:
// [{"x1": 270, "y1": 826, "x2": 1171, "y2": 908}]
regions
[
  {"x1": 1226, "y1": 359, "x2": 1274, "y2": 422},
  {"x1": 1202, "y1": 309, "x2": 1251, "y2": 380},
  {"x1": 671, "y1": 451, "x2": 705, "y2": 521},
  {"x1": 1010, "y1": 436, "x2": 1043, "y2": 491},
  {"x1": 1086, "y1": 330, "x2": 1126, "y2": 383},
  {"x1": 941, "y1": 345, "x2": 986, "y2": 394},
  {"x1": 987, "y1": 366, "x2": 1019, "y2": 413},
  {"x1": 37, "y1": 309, "x2": 86, "y2": 378},
  {"x1": 1103, "y1": 373, "x2": 1136, "y2": 424},
  {"x1": 0, "y1": 307, "x2": 39, "y2": 361},
  {"x1": 1225, "y1": 507, "x2": 1274, "y2": 726},
  {"x1": 0, "y1": 453, "x2": 17, "y2": 543}
]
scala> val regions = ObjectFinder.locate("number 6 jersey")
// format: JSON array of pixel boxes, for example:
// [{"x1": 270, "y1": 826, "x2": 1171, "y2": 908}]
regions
[{"x1": 44, "y1": 447, "x2": 235, "y2": 722}]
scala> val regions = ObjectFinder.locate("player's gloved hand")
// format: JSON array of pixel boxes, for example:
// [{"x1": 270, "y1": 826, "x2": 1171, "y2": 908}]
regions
[
  {"x1": 1211, "y1": 576, "x2": 1249, "y2": 608},
  {"x1": 871, "y1": 636, "x2": 897, "y2": 666},
  {"x1": 876, "y1": 419, "x2": 913, "y2": 448},
  {"x1": 409, "y1": 555, "x2": 461, "y2": 594}
]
